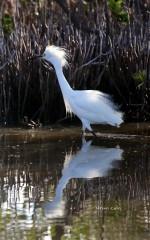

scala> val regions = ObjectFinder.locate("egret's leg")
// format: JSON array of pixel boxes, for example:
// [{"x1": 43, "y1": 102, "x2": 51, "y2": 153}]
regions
[
  {"x1": 85, "y1": 123, "x2": 97, "y2": 137},
  {"x1": 82, "y1": 125, "x2": 86, "y2": 136},
  {"x1": 82, "y1": 127, "x2": 97, "y2": 137},
  {"x1": 91, "y1": 130, "x2": 97, "y2": 138},
  {"x1": 81, "y1": 119, "x2": 97, "y2": 137}
]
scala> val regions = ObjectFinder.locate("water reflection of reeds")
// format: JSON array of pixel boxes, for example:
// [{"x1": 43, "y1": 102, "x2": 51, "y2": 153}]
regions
[
  {"x1": 0, "y1": 135, "x2": 149, "y2": 239},
  {"x1": 0, "y1": 143, "x2": 63, "y2": 203},
  {"x1": 64, "y1": 146, "x2": 150, "y2": 233},
  {"x1": 0, "y1": 141, "x2": 66, "y2": 239}
]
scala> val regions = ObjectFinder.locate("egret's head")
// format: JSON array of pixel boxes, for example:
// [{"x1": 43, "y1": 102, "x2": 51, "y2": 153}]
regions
[{"x1": 42, "y1": 45, "x2": 68, "y2": 67}]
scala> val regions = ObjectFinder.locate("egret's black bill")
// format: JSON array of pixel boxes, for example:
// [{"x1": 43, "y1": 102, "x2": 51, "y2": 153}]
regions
[
  {"x1": 28, "y1": 54, "x2": 43, "y2": 61},
  {"x1": 42, "y1": 59, "x2": 54, "y2": 70}
]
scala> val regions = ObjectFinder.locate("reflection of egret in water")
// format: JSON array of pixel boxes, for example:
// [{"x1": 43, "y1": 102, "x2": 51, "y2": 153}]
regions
[{"x1": 44, "y1": 138, "x2": 123, "y2": 218}]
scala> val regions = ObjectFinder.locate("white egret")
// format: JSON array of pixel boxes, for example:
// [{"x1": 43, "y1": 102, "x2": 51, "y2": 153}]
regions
[{"x1": 41, "y1": 45, "x2": 123, "y2": 135}]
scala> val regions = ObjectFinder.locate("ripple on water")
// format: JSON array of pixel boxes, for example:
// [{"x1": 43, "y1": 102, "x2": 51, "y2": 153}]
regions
[{"x1": 0, "y1": 127, "x2": 149, "y2": 240}]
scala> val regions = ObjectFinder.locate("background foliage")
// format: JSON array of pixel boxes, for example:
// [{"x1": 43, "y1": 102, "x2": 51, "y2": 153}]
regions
[{"x1": 0, "y1": 0, "x2": 149, "y2": 125}]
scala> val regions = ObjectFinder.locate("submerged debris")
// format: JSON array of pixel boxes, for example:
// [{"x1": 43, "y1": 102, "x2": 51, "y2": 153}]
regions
[{"x1": 21, "y1": 116, "x2": 42, "y2": 129}]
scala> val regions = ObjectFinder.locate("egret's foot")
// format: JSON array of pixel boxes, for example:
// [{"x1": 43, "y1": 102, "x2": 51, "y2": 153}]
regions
[
  {"x1": 91, "y1": 130, "x2": 97, "y2": 138},
  {"x1": 82, "y1": 130, "x2": 86, "y2": 137},
  {"x1": 82, "y1": 129, "x2": 97, "y2": 138}
]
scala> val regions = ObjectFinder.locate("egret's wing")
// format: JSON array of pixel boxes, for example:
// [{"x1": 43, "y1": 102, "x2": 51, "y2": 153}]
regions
[
  {"x1": 71, "y1": 90, "x2": 123, "y2": 125},
  {"x1": 74, "y1": 90, "x2": 118, "y2": 112},
  {"x1": 74, "y1": 90, "x2": 118, "y2": 113}
]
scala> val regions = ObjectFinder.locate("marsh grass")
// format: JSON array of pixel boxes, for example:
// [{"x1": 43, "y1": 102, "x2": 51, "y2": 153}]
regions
[{"x1": 0, "y1": 0, "x2": 149, "y2": 124}]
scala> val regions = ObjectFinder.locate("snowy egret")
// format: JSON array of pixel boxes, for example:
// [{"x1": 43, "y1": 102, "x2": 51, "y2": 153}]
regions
[
  {"x1": 41, "y1": 45, "x2": 123, "y2": 135},
  {"x1": 44, "y1": 138, "x2": 123, "y2": 218}
]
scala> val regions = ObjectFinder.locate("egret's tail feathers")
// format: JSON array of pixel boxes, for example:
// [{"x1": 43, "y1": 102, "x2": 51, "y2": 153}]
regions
[
  {"x1": 118, "y1": 112, "x2": 124, "y2": 126},
  {"x1": 102, "y1": 93, "x2": 121, "y2": 112},
  {"x1": 110, "y1": 111, "x2": 123, "y2": 127},
  {"x1": 101, "y1": 93, "x2": 123, "y2": 126}
]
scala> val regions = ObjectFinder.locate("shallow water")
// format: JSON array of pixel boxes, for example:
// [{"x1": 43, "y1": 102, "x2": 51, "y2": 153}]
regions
[{"x1": 0, "y1": 126, "x2": 150, "y2": 240}]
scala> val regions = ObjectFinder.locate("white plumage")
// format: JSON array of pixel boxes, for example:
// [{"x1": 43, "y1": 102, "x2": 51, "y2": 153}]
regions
[{"x1": 42, "y1": 45, "x2": 123, "y2": 134}]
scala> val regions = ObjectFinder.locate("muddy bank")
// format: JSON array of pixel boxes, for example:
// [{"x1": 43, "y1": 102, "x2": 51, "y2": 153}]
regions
[{"x1": 0, "y1": 123, "x2": 150, "y2": 144}]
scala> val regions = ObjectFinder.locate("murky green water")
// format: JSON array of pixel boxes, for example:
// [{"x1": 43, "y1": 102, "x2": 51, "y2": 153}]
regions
[{"x1": 0, "y1": 126, "x2": 150, "y2": 240}]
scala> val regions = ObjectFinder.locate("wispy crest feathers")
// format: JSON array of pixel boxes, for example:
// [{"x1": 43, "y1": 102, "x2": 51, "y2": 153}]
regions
[{"x1": 44, "y1": 45, "x2": 69, "y2": 67}]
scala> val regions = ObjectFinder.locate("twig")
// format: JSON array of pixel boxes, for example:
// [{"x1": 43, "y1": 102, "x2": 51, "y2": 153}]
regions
[
  {"x1": 0, "y1": 52, "x2": 15, "y2": 71},
  {"x1": 72, "y1": 49, "x2": 113, "y2": 77}
]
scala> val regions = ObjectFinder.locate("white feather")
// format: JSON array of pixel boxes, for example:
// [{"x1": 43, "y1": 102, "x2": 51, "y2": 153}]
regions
[
  {"x1": 43, "y1": 45, "x2": 68, "y2": 67},
  {"x1": 70, "y1": 90, "x2": 123, "y2": 126},
  {"x1": 42, "y1": 45, "x2": 123, "y2": 132}
]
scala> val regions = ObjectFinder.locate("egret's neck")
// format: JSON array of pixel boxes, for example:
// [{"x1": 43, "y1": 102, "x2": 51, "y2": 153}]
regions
[
  {"x1": 54, "y1": 63, "x2": 73, "y2": 97},
  {"x1": 54, "y1": 175, "x2": 70, "y2": 202}
]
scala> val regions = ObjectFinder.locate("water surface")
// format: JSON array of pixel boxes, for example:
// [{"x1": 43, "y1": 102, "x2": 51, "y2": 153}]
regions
[{"x1": 0, "y1": 126, "x2": 149, "y2": 240}]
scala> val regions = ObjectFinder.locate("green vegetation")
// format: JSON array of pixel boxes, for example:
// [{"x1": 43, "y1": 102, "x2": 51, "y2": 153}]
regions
[
  {"x1": 108, "y1": 0, "x2": 129, "y2": 23},
  {"x1": 2, "y1": 14, "x2": 14, "y2": 35},
  {"x1": 133, "y1": 70, "x2": 146, "y2": 87}
]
